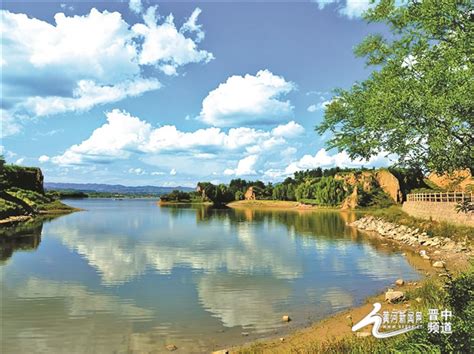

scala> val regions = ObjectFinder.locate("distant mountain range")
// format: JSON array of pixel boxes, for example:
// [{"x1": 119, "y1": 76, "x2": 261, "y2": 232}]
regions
[{"x1": 44, "y1": 182, "x2": 194, "y2": 195}]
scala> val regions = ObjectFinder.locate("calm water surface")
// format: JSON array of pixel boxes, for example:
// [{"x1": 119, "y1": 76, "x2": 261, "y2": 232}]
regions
[{"x1": 1, "y1": 199, "x2": 420, "y2": 353}]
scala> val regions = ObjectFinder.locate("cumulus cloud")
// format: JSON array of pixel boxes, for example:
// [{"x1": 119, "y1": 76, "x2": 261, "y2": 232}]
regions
[
  {"x1": 263, "y1": 148, "x2": 395, "y2": 180},
  {"x1": 1, "y1": 7, "x2": 212, "y2": 134},
  {"x1": 128, "y1": 168, "x2": 146, "y2": 175},
  {"x1": 313, "y1": 0, "x2": 405, "y2": 19},
  {"x1": 1, "y1": 109, "x2": 22, "y2": 137},
  {"x1": 313, "y1": 0, "x2": 373, "y2": 19},
  {"x1": 224, "y1": 155, "x2": 259, "y2": 176},
  {"x1": 284, "y1": 148, "x2": 395, "y2": 175},
  {"x1": 307, "y1": 99, "x2": 332, "y2": 113},
  {"x1": 49, "y1": 109, "x2": 302, "y2": 166},
  {"x1": 271, "y1": 121, "x2": 304, "y2": 138},
  {"x1": 132, "y1": 6, "x2": 213, "y2": 75},
  {"x1": 199, "y1": 70, "x2": 296, "y2": 127},
  {"x1": 180, "y1": 8, "x2": 205, "y2": 43},
  {"x1": 129, "y1": 0, "x2": 142, "y2": 14},
  {"x1": 24, "y1": 79, "x2": 161, "y2": 116},
  {"x1": 38, "y1": 155, "x2": 50, "y2": 163},
  {"x1": 169, "y1": 168, "x2": 177, "y2": 175}
]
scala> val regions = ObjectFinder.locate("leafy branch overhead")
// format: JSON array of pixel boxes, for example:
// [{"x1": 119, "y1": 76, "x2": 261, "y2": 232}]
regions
[{"x1": 317, "y1": 0, "x2": 474, "y2": 173}]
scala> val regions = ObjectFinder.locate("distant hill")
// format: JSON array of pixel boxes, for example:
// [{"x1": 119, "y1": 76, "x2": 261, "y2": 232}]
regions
[{"x1": 44, "y1": 182, "x2": 194, "y2": 195}]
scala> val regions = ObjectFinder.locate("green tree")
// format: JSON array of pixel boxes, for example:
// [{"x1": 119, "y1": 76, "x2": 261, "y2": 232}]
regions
[
  {"x1": 317, "y1": 0, "x2": 473, "y2": 173},
  {"x1": 235, "y1": 190, "x2": 244, "y2": 201},
  {"x1": 204, "y1": 183, "x2": 234, "y2": 205},
  {"x1": 272, "y1": 184, "x2": 287, "y2": 200},
  {"x1": 0, "y1": 155, "x2": 7, "y2": 190},
  {"x1": 313, "y1": 177, "x2": 347, "y2": 206},
  {"x1": 229, "y1": 178, "x2": 248, "y2": 192},
  {"x1": 286, "y1": 184, "x2": 296, "y2": 201}
]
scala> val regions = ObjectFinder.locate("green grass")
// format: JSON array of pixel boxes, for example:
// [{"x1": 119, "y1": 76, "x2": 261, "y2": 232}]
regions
[
  {"x1": 0, "y1": 188, "x2": 76, "y2": 219},
  {"x1": 362, "y1": 206, "x2": 473, "y2": 243},
  {"x1": 7, "y1": 187, "x2": 51, "y2": 208},
  {"x1": 0, "y1": 198, "x2": 29, "y2": 219},
  {"x1": 38, "y1": 199, "x2": 76, "y2": 212}
]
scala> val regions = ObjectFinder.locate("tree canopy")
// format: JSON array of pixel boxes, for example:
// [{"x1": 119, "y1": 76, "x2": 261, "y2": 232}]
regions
[{"x1": 317, "y1": 0, "x2": 473, "y2": 173}]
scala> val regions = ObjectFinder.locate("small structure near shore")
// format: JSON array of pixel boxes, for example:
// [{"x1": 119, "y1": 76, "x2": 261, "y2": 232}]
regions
[{"x1": 244, "y1": 187, "x2": 256, "y2": 200}]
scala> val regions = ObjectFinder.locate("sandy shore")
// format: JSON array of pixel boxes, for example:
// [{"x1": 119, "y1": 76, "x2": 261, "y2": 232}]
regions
[{"x1": 227, "y1": 200, "x2": 338, "y2": 211}]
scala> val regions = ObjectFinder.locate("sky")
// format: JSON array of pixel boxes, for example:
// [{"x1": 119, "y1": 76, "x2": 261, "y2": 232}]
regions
[{"x1": 0, "y1": 0, "x2": 397, "y2": 187}]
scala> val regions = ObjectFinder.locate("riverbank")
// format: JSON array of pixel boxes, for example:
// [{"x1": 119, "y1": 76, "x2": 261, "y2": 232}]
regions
[
  {"x1": 224, "y1": 212, "x2": 472, "y2": 353},
  {"x1": 158, "y1": 200, "x2": 212, "y2": 206},
  {"x1": 227, "y1": 200, "x2": 340, "y2": 211},
  {"x1": 0, "y1": 195, "x2": 80, "y2": 227}
]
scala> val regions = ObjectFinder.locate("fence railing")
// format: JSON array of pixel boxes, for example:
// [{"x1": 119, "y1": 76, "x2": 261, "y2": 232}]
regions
[{"x1": 406, "y1": 192, "x2": 473, "y2": 203}]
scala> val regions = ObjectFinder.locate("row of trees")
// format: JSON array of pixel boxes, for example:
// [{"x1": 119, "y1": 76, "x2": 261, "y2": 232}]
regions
[
  {"x1": 161, "y1": 165, "x2": 433, "y2": 207},
  {"x1": 195, "y1": 171, "x2": 357, "y2": 206}
]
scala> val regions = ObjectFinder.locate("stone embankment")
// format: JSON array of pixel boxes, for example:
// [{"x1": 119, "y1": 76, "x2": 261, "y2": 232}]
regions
[{"x1": 350, "y1": 216, "x2": 470, "y2": 254}]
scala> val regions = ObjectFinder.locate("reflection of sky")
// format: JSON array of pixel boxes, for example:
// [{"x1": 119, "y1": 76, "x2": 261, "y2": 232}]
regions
[
  {"x1": 2, "y1": 277, "x2": 153, "y2": 353},
  {"x1": 1, "y1": 200, "x2": 421, "y2": 351},
  {"x1": 45, "y1": 211, "x2": 303, "y2": 285},
  {"x1": 197, "y1": 273, "x2": 292, "y2": 332}
]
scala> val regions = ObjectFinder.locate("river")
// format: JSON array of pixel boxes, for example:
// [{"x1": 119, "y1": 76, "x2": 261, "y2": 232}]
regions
[{"x1": 0, "y1": 199, "x2": 420, "y2": 353}]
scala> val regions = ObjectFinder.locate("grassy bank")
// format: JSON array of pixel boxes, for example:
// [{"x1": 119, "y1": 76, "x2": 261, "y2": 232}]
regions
[{"x1": 0, "y1": 188, "x2": 78, "y2": 222}]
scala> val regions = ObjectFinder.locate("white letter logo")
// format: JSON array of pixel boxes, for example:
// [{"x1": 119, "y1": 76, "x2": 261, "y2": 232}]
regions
[{"x1": 352, "y1": 303, "x2": 418, "y2": 338}]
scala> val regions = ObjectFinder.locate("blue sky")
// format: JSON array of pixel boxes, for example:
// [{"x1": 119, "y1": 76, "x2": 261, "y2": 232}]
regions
[{"x1": 1, "y1": 0, "x2": 396, "y2": 187}]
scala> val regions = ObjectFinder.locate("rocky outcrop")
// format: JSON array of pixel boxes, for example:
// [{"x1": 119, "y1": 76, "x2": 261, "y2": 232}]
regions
[
  {"x1": 3, "y1": 167, "x2": 44, "y2": 194},
  {"x1": 375, "y1": 170, "x2": 403, "y2": 203},
  {"x1": 427, "y1": 169, "x2": 473, "y2": 191},
  {"x1": 244, "y1": 187, "x2": 256, "y2": 200},
  {"x1": 350, "y1": 216, "x2": 470, "y2": 253},
  {"x1": 341, "y1": 187, "x2": 358, "y2": 210},
  {"x1": 336, "y1": 169, "x2": 402, "y2": 206}
]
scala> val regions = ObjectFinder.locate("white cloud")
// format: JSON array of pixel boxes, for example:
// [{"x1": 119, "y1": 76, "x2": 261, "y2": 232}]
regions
[
  {"x1": 402, "y1": 54, "x2": 418, "y2": 69},
  {"x1": 38, "y1": 155, "x2": 50, "y2": 163},
  {"x1": 312, "y1": 0, "x2": 373, "y2": 19},
  {"x1": 281, "y1": 146, "x2": 297, "y2": 157},
  {"x1": 25, "y1": 79, "x2": 161, "y2": 116},
  {"x1": 340, "y1": 0, "x2": 373, "y2": 18},
  {"x1": 271, "y1": 121, "x2": 304, "y2": 138},
  {"x1": 151, "y1": 171, "x2": 165, "y2": 176},
  {"x1": 51, "y1": 110, "x2": 152, "y2": 165},
  {"x1": 128, "y1": 168, "x2": 146, "y2": 175},
  {"x1": 129, "y1": 0, "x2": 142, "y2": 14},
  {"x1": 50, "y1": 109, "x2": 303, "y2": 166},
  {"x1": 169, "y1": 168, "x2": 177, "y2": 175},
  {"x1": 1, "y1": 109, "x2": 22, "y2": 137},
  {"x1": 284, "y1": 148, "x2": 395, "y2": 175},
  {"x1": 313, "y1": 0, "x2": 405, "y2": 19},
  {"x1": 199, "y1": 70, "x2": 296, "y2": 127},
  {"x1": 307, "y1": 99, "x2": 332, "y2": 113},
  {"x1": 132, "y1": 6, "x2": 213, "y2": 75},
  {"x1": 224, "y1": 155, "x2": 259, "y2": 176},
  {"x1": 15, "y1": 158, "x2": 25, "y2": 165},
  {"x1": 262, "y1": 148, "x2": 395, "y2": 180},
  {"x1": 180, "y1": 8, "x2": 205, "y2": 43},
  {"x1": 1, "y1": 7, "x2": 213, "y2": 133}
]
